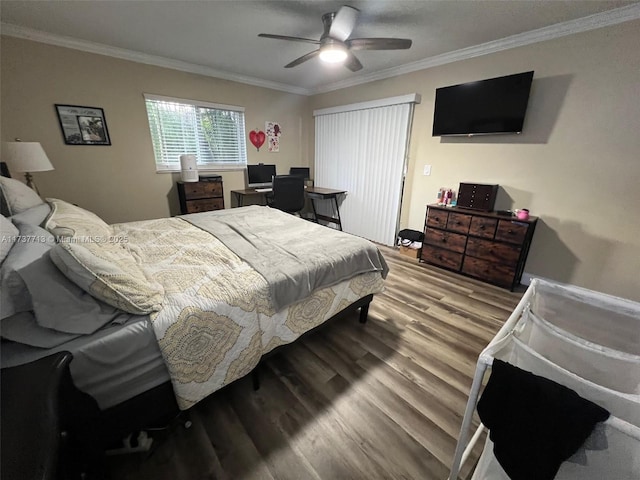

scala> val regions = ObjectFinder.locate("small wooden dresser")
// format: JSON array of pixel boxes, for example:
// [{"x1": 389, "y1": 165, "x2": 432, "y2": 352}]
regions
[
  {"x1": 177, "y1": 177, "x2": 224, "y2": 214},
  {"x1": 420, "y1": 205, "x2": 537, "y2": 290}
]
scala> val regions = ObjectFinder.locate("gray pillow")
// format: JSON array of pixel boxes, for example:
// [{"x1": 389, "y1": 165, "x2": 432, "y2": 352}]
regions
[
  {"x1": 0, "y1": 176, "x2": 44, "y2": 215},
  {"x1": 10, "y1": 203, "x2": 52, "y2": 227},
  {"x1": 0, "y1": 311, "x2": 81, "y2": 348},
  {"x1": 1, "y1": 214, "x2": 19, "y2": 263},
  {"x1": 0, "y1": 223, "x2": 55, "y2": 319},
  {"x1": 19, "y1": 252, "x2": 126, "y2": 335}
]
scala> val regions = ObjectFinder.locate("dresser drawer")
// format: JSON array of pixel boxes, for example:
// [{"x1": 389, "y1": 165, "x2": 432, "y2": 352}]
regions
[
  {"x1": 185, "y1": 198, "x2": 224, "y2": 213},
  {"x1": 426, "y1": 209, "x2": 448, "y2": 229},
  {"x1": 495, "y1": 220, "x2": 529, "y2": 244},
  {"x1": 421, "y1": 245, "x2": 463, "y2": 271},
  {"x1": 446, "y1": 212, "x2": 471, "y2": 234},
  {"x1": 182, "y1": 183, "x2": 206, "y2": 199},
  {"x1": 469, "y1": 216, "x2": 497, "y2": 238},
  {"x1": 424, "y1": 228, "x2": 467, "y2": 253},
  {"x1": 462, "y1": 257, "x2": 516, "y2": 288},
  {"x1": 202, "y1": 181, "x2": 223, "y2": 197},
  {"x1": 466, "y1": 237, "x2": 521, "y2": 265}
]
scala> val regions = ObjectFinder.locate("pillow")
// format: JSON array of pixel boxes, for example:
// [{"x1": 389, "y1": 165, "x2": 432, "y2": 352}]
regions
[
  {"x1": 19, "y1": 252, "x2": 125, "y2": 335},
  {"x1": 0, "y1": 176, "x2": 44, "y2": 215},
  {"x1": 1, "y1": 214, "x2": 19, "y2": 263},
  {"x1": 49, "y1": 240, "x2": 164, "y2": 315},
  {"x1": 0, "y1": 223, "x2": 56, "y2": 319},
  {"x1": 10, "y1": 203, "x2": 51, "y2": 227},
  {"x1": 44, "y1": 198, "x2": 112, "y2": 239}
]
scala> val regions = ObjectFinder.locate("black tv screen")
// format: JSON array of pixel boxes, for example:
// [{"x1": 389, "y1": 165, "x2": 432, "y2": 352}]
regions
[{"x1": 432, "y1": 71, "x2": 534, "y2": 136}]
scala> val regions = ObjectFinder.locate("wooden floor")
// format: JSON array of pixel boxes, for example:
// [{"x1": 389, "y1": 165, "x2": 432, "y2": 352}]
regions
[{"x1": 106, "y1": 246, "x2": 523, "y2": 480}]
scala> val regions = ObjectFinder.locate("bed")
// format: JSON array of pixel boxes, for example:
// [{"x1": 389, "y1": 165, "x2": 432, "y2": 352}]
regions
[{"x1": 0, "y1": 172, "x2": 388, "y2": 437}]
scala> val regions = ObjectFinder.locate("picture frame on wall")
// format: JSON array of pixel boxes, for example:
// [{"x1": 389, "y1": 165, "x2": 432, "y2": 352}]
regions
[{"x1": 55, "y1": 104, "x2": 111, "y2": 145}]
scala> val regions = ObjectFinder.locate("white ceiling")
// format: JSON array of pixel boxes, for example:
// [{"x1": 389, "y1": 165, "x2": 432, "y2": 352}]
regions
[{"x1": 1, "y1": 1, "x2": 638, "y2": 95}]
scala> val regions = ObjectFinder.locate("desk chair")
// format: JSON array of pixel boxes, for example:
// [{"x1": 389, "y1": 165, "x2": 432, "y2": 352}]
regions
[{"x1": 267, "y1": 175, "x2": 305, "y2": 215}]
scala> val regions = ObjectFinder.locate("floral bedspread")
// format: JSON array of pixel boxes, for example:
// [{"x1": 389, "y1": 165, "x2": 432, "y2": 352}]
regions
[{"x1": 113, "y1": 217, "x2": 384, "y2": 409}]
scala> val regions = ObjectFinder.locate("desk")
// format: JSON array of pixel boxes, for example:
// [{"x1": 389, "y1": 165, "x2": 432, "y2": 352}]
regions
[
  {"x1": 305, "y1": 187, "x2": 347, "y2": 231},
  {"x1": 231, "y1": 188, "x2": 268, "y2": 207},
  {"x1": 230, "y1": 187, "x2": 347, "y2": 231}
]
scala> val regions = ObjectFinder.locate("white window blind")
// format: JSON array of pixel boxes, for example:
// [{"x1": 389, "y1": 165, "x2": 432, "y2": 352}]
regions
[
  {"x1": 314, "y1": 95, "x2": 419, "y2": 245},
  {"x1": 144, "y1": 94, "x2": 247, "y2": 171}
]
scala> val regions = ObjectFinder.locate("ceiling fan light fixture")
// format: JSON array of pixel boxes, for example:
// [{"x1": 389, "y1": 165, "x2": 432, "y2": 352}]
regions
[{"x1": 319, "y1": 43, "x2": 348, "y2": 64}]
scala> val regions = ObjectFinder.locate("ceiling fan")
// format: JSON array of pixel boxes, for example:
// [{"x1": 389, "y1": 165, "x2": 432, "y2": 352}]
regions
[{"x1": 258, "y1": 5, "x2": 412, "y2": 72}]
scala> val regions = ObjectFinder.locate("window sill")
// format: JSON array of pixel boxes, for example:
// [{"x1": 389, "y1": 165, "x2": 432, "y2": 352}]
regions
[{"x1": 156, "y1": 166, "x2": 246, "y2": 174}]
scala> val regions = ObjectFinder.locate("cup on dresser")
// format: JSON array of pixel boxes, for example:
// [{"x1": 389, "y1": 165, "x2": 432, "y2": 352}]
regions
[{"x1": 516, "y1": 208, "x2": 530, "y2": 220}]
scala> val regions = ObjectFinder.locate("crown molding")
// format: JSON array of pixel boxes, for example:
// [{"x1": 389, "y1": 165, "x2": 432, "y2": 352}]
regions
[
  {"x1": 0, "y1": 22, "x2": 310, "y2": 96},
  {"x1": 2, "y1": 3, "x2": 639, "y2": 97},
  {"x1": 311, "y1": 3, "x2": 640, "y2": 95}
]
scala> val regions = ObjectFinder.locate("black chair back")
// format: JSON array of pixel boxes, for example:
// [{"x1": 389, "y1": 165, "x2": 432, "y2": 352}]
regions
[{"x1": 269, "y1": 175, "x2": 305, "y2": 214}]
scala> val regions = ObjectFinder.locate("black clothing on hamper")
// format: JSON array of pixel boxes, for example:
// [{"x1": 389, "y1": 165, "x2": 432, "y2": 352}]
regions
[{"x1": 477, "y1": 359, "x2": 609, "y2": 480}]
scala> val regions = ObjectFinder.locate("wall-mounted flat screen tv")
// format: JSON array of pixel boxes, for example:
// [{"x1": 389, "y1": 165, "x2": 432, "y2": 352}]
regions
[{"x1": 432, "y1": 71, "x2": 534, "y2": 136}]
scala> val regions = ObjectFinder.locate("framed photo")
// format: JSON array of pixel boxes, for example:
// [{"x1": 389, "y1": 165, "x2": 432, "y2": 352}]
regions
[{"x1": 55, "y1": 104, "x2": 111, "y2": 145}]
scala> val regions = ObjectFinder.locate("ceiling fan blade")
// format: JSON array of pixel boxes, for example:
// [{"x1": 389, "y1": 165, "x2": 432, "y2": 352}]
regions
[
  {"x1": 344, "y1": 52, "x2": 363, "y2": 72},
  {"x1": 285, "y1": 49, "x2": 320, "y2": 68},
  {"x1": 330, "y1": 5, "x2": 359, "y2": 41},
  {"x1": 346, "y1": 38, "x2": 413, "y2": 50},
  {"x1": 258, "y1": 33, "x2": 320, "y2": 45}
]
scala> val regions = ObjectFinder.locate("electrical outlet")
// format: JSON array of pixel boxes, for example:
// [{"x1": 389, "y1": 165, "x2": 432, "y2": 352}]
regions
[{"x1": 423, "y1": 164, "x2": 432, "y2": 176}]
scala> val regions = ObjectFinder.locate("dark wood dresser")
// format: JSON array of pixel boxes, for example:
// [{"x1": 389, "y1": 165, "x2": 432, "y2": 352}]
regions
[
  {"x1": 177, "y1": 177, "x2": 224, "y2": 214},
  {"x1": 420, "y1": 205, "x2": 537, "y2": 290}
]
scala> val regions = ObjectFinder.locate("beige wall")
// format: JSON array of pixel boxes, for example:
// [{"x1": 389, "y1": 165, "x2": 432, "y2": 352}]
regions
[
  {"x1": 0, "y1": 36, "x2": 311, "y2": 223},
  {"x1": 2, "y1": 21, "x2": 639, "y2": 300},
  {"x1": 309, "y1": 21, "x2": 640, "y2": 301}
]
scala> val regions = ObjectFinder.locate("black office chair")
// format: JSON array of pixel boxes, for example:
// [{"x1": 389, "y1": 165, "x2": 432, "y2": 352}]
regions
[{"x1": 267, "y1": 175, "x2": 305, "y2": 215}]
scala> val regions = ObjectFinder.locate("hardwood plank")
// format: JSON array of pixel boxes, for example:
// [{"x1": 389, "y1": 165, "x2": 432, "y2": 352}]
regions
[
  {"x1": 266, "y1": 354, "x2": 396, "y2": 479},
  {"x1": 226, "y1": 376, "x2": 323, "y2": 480},
  {"x1": 306, "y1": 333, "x2": 456, "y2": 471},
  {"x1": 278, "y1": 350, "x2": 450, "y2": 480},
  {"x1": 198, "y1": 393, "x2": 275, "y2": 480}
]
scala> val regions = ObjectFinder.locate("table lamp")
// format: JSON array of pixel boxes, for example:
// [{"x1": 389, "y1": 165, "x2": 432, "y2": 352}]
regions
[{"x1": 2, "y1": 141, "x2": 54, "y2": 195}]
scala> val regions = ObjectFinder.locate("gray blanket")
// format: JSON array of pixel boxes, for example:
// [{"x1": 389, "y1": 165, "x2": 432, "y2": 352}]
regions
[{"x1": 182, "y1": 206, "x2": 388, "y2": 311}]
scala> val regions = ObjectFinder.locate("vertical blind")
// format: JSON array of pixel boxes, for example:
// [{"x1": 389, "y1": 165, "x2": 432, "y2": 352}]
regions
[
  {"x1": 314, "y1": 97, "x2": 417, "y2": 245},
  {"x1": 144, "y1": 94, "x2": 247, "y2": 171}
]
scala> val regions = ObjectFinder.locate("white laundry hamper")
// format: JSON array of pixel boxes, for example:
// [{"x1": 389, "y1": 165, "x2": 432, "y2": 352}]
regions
[{"x1": 450, "y1": 279, "x2": 640, "y2": 480}]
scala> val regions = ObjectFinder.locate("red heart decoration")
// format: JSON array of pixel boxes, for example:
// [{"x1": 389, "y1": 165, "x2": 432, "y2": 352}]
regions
[{"x1": 249, "y1": 129, "x2": 266, "y2": 151}]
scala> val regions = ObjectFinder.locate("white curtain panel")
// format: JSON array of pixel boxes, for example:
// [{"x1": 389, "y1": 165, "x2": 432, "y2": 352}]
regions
[{"x1": 314, "y1": 100, "x2": 414, "y2": 245}]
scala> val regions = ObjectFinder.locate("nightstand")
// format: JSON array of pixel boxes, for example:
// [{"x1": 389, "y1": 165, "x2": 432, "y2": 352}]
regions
[{"x1": 177, "y1": 177, "x2": 225, "y2": 214}]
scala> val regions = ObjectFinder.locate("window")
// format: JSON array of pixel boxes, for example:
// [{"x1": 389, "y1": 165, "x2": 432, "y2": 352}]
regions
[{"x1": 144, "y1": 94, "x2": 247, "y2": 171}]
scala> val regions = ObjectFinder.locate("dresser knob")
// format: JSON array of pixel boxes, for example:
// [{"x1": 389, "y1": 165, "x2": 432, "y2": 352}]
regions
[{"x1": 479, "y1": 225, "x2": 485, "y2": 230}]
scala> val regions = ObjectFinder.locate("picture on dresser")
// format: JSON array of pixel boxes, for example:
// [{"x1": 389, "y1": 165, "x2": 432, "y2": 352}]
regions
[{"x1": 55, "y1": 104, "x2": 111, "y2": 146}]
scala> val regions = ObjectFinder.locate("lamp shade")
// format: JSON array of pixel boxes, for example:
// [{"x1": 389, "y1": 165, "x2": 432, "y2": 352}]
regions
[{"x1": 3, "y1": 142, "x2": 54, "y2": 173}]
